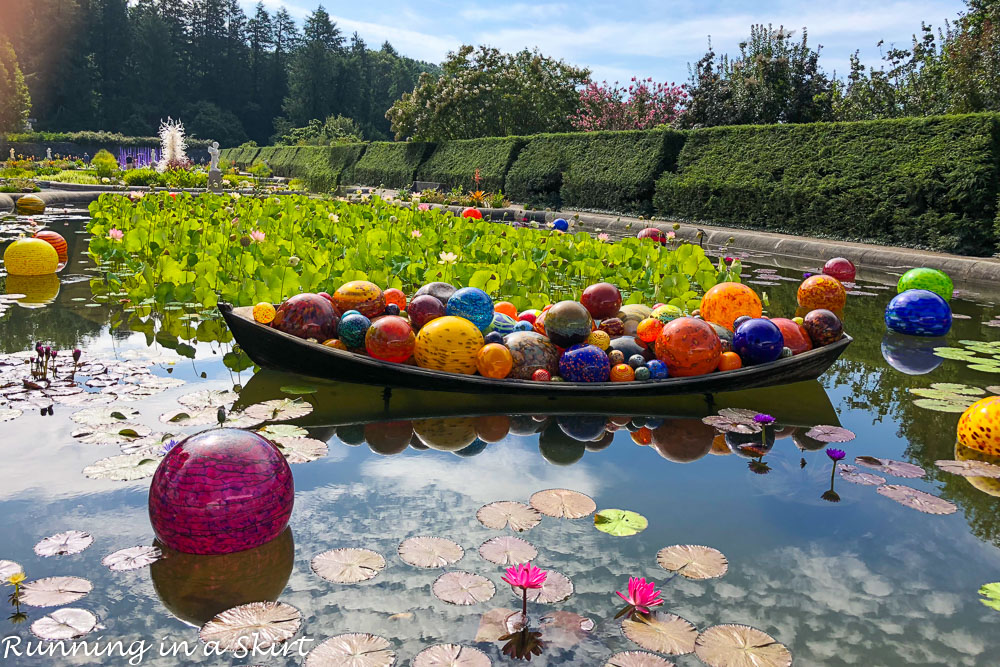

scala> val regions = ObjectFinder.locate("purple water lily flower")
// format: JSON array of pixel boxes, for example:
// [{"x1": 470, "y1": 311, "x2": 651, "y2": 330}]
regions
[
  {"x1": 753, "y1": 413, "x2": 775, "y2": 425},
  {"x1": 160, "y1": 439, "x2": 180, "y2": 456},
  {"x1": 826, "y1": 448, "x2": 846, "y2": 462}
]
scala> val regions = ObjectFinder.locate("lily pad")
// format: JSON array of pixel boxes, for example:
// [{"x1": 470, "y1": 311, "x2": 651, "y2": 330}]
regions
[
  {"x1": 853, "y1": 456, "x2": 925, "y2": 479},
  {"x1": 281, "y1": 384, "x2": 319, "y2": 395},
  {"x1": 71, "y1": 406, "x2": 139, "y2": 426},
  {"x1": 34, "y1": 530, "x2": 94, "y2": 557},
  {"x1": 199, "y1": 601, "x2": 302, "y2": 651},
  {"x1": 476, "y1": 501, "x2": 541, "y2": 532},
  {"x1": 413, "y1": 644, "x2": 490, "y2": 667},
  {"x1": 30, "y1": 608, "x2": 99, "y2": 641},
  {"x1": 273, "y1": 437, "x2": 328, "y2": 463},
  {"x1": 980, "y1": 582, "x2": 1000, "y2": 612},
  {"x1": 519, "y1": 570, "x2": 573, "y2": 604},
  {"x1": 244, "y1": 398, "x2": 313, "y2": 422},
  {"x1": 259, "y1": 424, "x2": 309, "y2": 439},
  {"x1": 912, "y1": 399, "x2": 975, "y2": 413},
  {"x1": 935, "y1": 459, "x2": 1000, "y2": 478},
  {"x1": 83, "y1": 453, "x2": 160, "y2": 481},
  {"x1": 0, "y1": 408, "x2": 23, "y2": 422},
  {"x1": 967, "y1": 364, "x2": 1000, "y2": 373},
  {"x1": 701, "y1": 415, "x2": 761, "y2": 434},
  {"x1": 804, "y1": 425, "x2": 855, "y2": 443},
  {"x1": 622, "y1": 611, "x2": 697, "y2": 655},
  {"x1": 877, "y1": 484, "x2": 958, "y2": 515},
  {"x1": 433, "y1": 571, "x2": 496, "y2": 605},
  {"x1": 934, "y1": 347, "x2": 980, "y2": 359},
  {"x1": 101, "y1": 546, "x2": 162, "y2": 571},
  {"x1": 0, "y1": 560, "x2": 23, "y2": 580},
  {"x1": 594, "y1": 509, "x2": 648, "y2": 537},
  {"x1": 311, "y1": 548, "x2": 386, "y2": 583},
  {"x1": 694, "y1": 624, "x2": 791, "y2": 667},
  {"x1": 19, "y1": 576, "x2": 93, "y2": 607},
  {"x1": 929, "y1": 383, "x2": 985, "y2": 395},
  {"x1": 398, "y1": 536, "x2": 464, "y2": 569},
  {"x1": 837, "y1": 464, "x2": 886, "y2": 486},
  {"x1": 987, "y1": 386, "x2": 1000, "y2": 394},
  {"x1": 305, "y1": 633, "x2": 396, "y2": 667},
  {"x1": 479, "y1": 536, "x2": 537, "y2": 566},
  {"x1": 529, "y1": 488, "x2": 596, "y2": 519},
  {"x1": 656, "y1": 545, "x2": 729, "y2": 580},
  {"x1": 72, "y1": 423, "x2": 151, "y2": 446},
  {"x1": 605, "y1": 651, "x2": 675, "y2": 667},
  {"x1": 177, "y1": 389, "x2": 237, "y2": 409}
]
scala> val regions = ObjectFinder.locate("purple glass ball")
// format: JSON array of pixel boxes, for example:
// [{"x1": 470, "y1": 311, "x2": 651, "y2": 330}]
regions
[{"x1": 148, "y1": 428, "x2": 294, "y2": 555}]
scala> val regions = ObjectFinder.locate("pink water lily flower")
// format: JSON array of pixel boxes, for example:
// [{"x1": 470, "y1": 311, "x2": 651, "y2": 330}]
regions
[
  {"x1": 616, "y1": 577, "x2": 664, "y2": 614},
  {"x1": 417, "y1": 203, "x2": 431, "y2": 211},
  {"x1": 503, "y1": 562, "x2": 547, "y2": 590},
  {"x1": 598, "y1": 233, "x2": 610, "y2": 242},
  {"x1": 249, "y1": 230, "x2": 266, "y2": 243},
  {"x1": 108, "y1": 228, "x2": 124, "y2": 241},
  {"x1": 411, "y1": 230, "x2": 422, "y2": 238}
]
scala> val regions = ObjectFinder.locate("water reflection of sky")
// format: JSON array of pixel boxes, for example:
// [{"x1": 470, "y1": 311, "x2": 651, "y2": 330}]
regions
[{"x1": 0, "y1": 214, "x2": 999, "y2": 664}]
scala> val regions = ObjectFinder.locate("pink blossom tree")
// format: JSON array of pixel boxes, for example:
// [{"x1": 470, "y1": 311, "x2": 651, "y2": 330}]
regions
[{"x1": 569, "y1": 77, "x2": 687, "y2": 131}]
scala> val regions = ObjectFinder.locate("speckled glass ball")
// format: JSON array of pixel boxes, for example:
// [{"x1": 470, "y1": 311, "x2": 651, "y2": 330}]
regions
[
  {"x1": 651, "y1": 304, "x2": 684, "y2": 323},
  {"x1": 608, "y1": 350, "x2": 626, "y2": 365},
  {"x1": 654, "y1": 317, "x2": 722, "y2": 377},
  {"x1": 610, "y1": 363, "x2": 635, "y2": 381},
  {"x1": 585, "y1": 330, "x2": 611, "y2": 350},
  {"x1": 253, "y1": 302, "x2": 276, "y2": 324},
  {"x1": 646, "y1": 359, "x2": 669, "y2": 379},
  {"x1": 272, "y1": 293, "x2": 338, "y2": 341},
  {"x1": 803, "y1": 309, "x2": 844, "y2": 346},
  {"x1": 628, "y1": 354, "x2": 646, "y2": 369},
  {"x1": 505, "y1": 331, "x2": 561, "y2": 380},
  {"x1": 408, "y1": 294, "x2": 447, "y2": 330},
  {"x1": 797, "y1": 275, "x2": 846, "y2": 312},
  {"x1": 637, "y1": 318, "x2": 664, "y2": 343},
  {"x1": 700, "y1": 282, "x2": 763, "y2": 331},
  {"x1": 514, "y1": 320, "x2": 534, "y2": 332},
  {"x1": 383, "y1": 288, "x2": 407, "y2": 310},
  {"x1": 558, "y1": 344, "x2": 611, "y2": 382},
  {"x1": 338, "y1": 312, "x2": 372, "y2": 349},
  {"x1": 634, "y1": 366, "x2": 651, "y2": 381},
  {"x1": 365, "y1": 315, "x2": 415, "y2": 363},
  {"x1": 148, "y1": 429, "x2": 293, "y2": 555},
  {"x1": 897, "y1": 268, "x2": 953, "y2": 302},
  {"x1": 957, "y1": 396, "x2": 1000, "y2": 456},
  {"x1": 333, "y1": 280, "x2": 385, "y2": 318},
  {"x1": 489, "y1": 311, "x2": 517, "y2": 335},
  {"x1": 598, "y1": 317, "x2": 626, "y2": 337},
  {"x1": 446, "y1": 287, "x2": 495, "y2": 331},
  {"x1": 780, "y1": 347, "x2": 793, "y2": 358},
  {"x1": 414, "y1": 316, "x2": 485, "y2": 374},
  {"x1": 885, "y1": 289, "x2": 952, "y2": 337},
  {"x1": 532, "y1": 369, "x2": 552, "y2": 382}
]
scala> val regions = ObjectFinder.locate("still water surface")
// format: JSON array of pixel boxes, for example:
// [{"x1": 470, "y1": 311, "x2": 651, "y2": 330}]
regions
[{"x1": 0, "y1": 209, "x2": 998, "y2": 665}]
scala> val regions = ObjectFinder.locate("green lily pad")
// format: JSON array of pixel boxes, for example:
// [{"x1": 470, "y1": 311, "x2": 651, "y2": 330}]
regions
[
  {"x1": 908, "y1": 389, "x2": 978, "y2": 402},
  {"x1": 280, "y1": 384, "x2": 319, "y2": 395},
  {"x1": 929, "y1": 383, "x2": 985, "y2": 396},
  {"x1": 933, "y1": 347, "x2": 979, "y2": 360},
  {"x1": 913, "y1": 399, "x2": 974, "y2": 413},
  {"x1": 981, "y1": 583, "x2": 1000, "y2": 612},
  {"x1": 968, "y1": 364, "x2": 1000, "y2": 373},
  {"x1": 259, "y1": 424, "x2": 310, "y2": 439},
  {"x1": 594, "y1": 509, "x2": 648, "y2": 537}
]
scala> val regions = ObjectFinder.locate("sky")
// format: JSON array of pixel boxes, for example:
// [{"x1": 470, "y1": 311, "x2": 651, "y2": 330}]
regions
[{"x1": 239, "y1": 0, "x2": 968, "y2": 84}]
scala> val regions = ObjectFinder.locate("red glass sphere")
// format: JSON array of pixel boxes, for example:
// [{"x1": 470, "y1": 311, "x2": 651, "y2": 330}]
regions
[
  {"x1": 407, "y1": 294, "x2": 446, "y2": 330},
  {"x1": 580, "y1": 282, "x2": 623, "y2": 319},
  {"x1": 532, "y1": 369, "x2": 552, "y2": 382},
  {"x1": 637, "y1": 227, "x2": 667, "y2": 244},
  {"x1": 822, "y1": 257, "x2": 856, "y2": 283},
  {"x1": 272, "y1": 293, "x2": 338, "y2": 340},
  {"x1": 148, "y1": 429, "x2": 294, "y2": 555},
  {"x1": 654, "y1": 317, "x2": 722, "y2": 377},
  {"x1": 770, "y1": 318, "x2": 813, "y2": 355},
  {"x1": 383, "y1": 288, "x2": 407, "y2": 311},
  {"x1": 462, "y1": 207, "x2": 483, "y2": 219},
  {"x1": 33, "y1": 230, "x2": 68, "y2": 264},
  {"x1": 365, "y1": 315, "x2": 416, "y2": 363}
]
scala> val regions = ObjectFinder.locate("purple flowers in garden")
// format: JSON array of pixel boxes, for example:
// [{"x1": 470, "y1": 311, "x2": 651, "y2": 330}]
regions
[{"x1": 826, "y1": 448, "x2": 846, "y2": 462}]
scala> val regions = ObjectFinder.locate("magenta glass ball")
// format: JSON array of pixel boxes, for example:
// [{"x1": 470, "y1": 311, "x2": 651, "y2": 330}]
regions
[
  {"x1": 148, "y1": 428, "x2": 294, "y2": 555},
  {"x1": 822, "y1": 257, "x2": 856, "y2": 282}
]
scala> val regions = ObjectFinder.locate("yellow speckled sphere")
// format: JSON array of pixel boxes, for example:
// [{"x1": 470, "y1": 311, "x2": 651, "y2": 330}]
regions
[
  {"x1": 4, "y1": 238, "x2": 58, "y2": 276},
  {"x1": 16, "y1": 194, "x2": 45, "y2": 215},
  {"x1": 797, "y1": 275, "x2": 847, "y2": 312},
  {"x1": 585, "y1": 330, "x2": 611, "y2": 350},
  {"x1": 955, "y1": 441, "x2": 1000, "y2": 497},
  {"x1": 700, "y1": 282, "x2": 763, "y2": 331},
  {"x1": 253, "y1": 302, "x2": 276, "y2": 324},
  {"x1": 957, "y1": 396, "x2": 1000, "y2": 457},
  {"x1": 414, "y1": 315, "x2": 484, "y2": 374},
  {"x1": 413, "y1": 417, "x2": 478, "y2": 451}
]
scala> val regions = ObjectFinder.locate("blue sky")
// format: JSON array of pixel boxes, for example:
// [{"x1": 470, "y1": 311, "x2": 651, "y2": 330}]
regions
[{"x1": 242, "y1": 0, "x2": 967, "y2": 84}]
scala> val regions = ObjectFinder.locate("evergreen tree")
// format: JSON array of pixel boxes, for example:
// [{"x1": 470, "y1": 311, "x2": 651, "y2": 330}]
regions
[{"x1": 0, "y1": 37, "x2": 32, "y2": 133}]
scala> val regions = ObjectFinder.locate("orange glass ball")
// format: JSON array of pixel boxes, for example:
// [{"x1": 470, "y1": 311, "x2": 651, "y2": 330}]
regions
[
  {"x1": 365, "y1": 315, "x2": 415, "y2": 363},
  {"x1": 957, "y1": 396, "x2": 1000, "y2": 456},
  {"x1": 383, "y1": 288, "x2": 407, "y2": 311},
  {"x1": 252, "y1": 302, "x2": 276, "y2": 324},
  {"x1": 654, "y1": 317, "x2": 723, "y2": 377},
  {"x1": 494, "y1": 301, "x2": 518, "y2": 319},
  {"x1": 610, "y1": 363, "x2": 635, "y2": 382},
  {"x1": 33, "y1": 230, "x2": 68, "y2": 264},
  {"x1": 476, "y1": 343, "x2": 514, "y2": 379},
  {"x1": 700, "y1": 282, "x2": 763, "y2": 331},
  {"x1": 636, "y1": 318, "x2": 664, "y2": 343},
  {"x1": 770, "y1": 318, "x2": 813, "y2": 355},
  {"x1": 717, "y1": 351, "x2": 743, "y2": 371},
  {"x1": 797, "y1": 275, "x2": 846, "y2": 312},
  {"x1": 322, "y1": 339, "x2": 348, "y2": 350},
  {"x1": 630, "y1": 427, "x2": 652, "y2": 445},
  {"x1": 333, "y1": 280, "x2": 385, "y2": 318}
]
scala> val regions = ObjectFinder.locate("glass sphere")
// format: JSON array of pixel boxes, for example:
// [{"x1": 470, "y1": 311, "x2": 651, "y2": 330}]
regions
[
  {"x1": 884, "y1": 289, "x2": 952, "y2": 337},
  {"x1": 732, "y1": 318, "x2": 784, "y2": 365},
  {"x1": 365, "y1": 315, "x2": 415, "y2": 363},
  {"x1": 558, "y1": 344, "x2": 610, "y2": 382},
  {"x1": 446, "y1": 287, "x2": 495, "y2": 331},
  {"x1": 333, "y1": 280, "x2": 385, "y2": 318},
  {"x1": 407, "y1": 294, "x2": 446, "y2": 331},
  {"x1": 897, "y1": 267, "x2": 953, "y2": 302},
  {"x1": 797, "y1": 275, "x2": 846, "y2": 312},
  {"x1": 823, "y1": 257, "x2": 856, "y2": 282},
  {"x1": 580, "y1": 282, "x2": 622, "y2": 319},
  {"x1": 700, "y1": 282, "x2": 763, "y2": 331},
  {"x1": 414, "y1": 316, "x2": 484, "y2": 374},
  {"x1": 272, "y1": 293, "x2": 338, "y2": 340},
  {"x1": 654, "y1": 317, "x2": 722, "y2": 377}
]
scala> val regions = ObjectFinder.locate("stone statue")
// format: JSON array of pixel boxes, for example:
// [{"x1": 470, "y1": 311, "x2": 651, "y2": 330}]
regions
[
  {"x1": 8, "y1": 148, "x2": 13, "y2": 161},
  {"x1": 208, "y1": 141, "x2": 220, "y2": 171},
  {"x1": 46, "y1": 148, "x2": 52, "y2": 160}
]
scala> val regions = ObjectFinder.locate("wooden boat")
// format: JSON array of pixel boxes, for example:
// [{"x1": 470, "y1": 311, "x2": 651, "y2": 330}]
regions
[{"x1": 220, "y1": 303, "x2": 852, "y2": 398}]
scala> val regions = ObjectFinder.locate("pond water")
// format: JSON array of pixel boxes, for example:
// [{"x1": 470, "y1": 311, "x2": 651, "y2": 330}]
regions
[{"x1": 0, "y1": 208, "x2": 998, "y2": 666}]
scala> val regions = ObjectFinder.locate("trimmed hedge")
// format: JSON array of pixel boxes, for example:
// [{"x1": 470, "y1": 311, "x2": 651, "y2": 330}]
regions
[
  {"x1": 654, "y1": 114, "x2": 1000, "y2": 255},
  {"x1": 346, "y1": 141, "x2": 434, "y2": 188},
  {"x1": 416, "y1": 137, "x2": 526, "y2": 192},
  {"x1": 219, "y1": 144, "x2": 366, "y2": 190},
  {"x1": 505, "y1": 129, "x2": 685, "y2": 214}
]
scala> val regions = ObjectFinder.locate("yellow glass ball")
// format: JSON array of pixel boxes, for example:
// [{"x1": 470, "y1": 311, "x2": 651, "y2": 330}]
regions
[
  {"x1": 6, "y1": 274, "x2": 60, "y2": 308},
  {"x1": 414, "y1": 315, "x2": 484, "y2": 374},
  {"x1": 3, "y1": 238, "x2": 58, "y2": 276},
  {"x1": 413, "y1": 417, "x2": 478, "y2": 451},
  {"x1": 15, "y1": 194, "x2": 45, "y2": 215},
  {"x1": 253, "y1": 302, "x2": 277, "y2": 324},
  {"x1": 585, "y1": 330, "x2": 611, "y2": 350},
  {"x1": 957, "y1": 396, "x2": 1000, "y2": 457}
]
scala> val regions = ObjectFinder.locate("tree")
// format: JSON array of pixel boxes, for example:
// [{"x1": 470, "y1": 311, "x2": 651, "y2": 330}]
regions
[
  {"x1": 274, "y1": 114, "x2": 364, "y2": 145},
  {"x1": 0, "y1": 37, "x2": 31, "y2": 132},
  {"x1": 387, "y1": 45, "x2": 590, "y2": 141},
  {"x1": 281, "y1": 6, "x2": 343, "y2": 126},
  {"x1": 185, "y1": 100, "x2": 248, "y2": 146},
  {"x1": 682, "y1": 25, "x2": 833, "y2": 127},
  {"x1": 570, "y1": 77, "x2": 687, "y2": 131}
]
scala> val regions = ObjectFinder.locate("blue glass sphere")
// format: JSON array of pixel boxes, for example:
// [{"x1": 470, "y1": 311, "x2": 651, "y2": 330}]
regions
[
  {"x1": 646, "y1": 359, "x2": 669, "y2": 379},
  {"x1": 384, "y1": 303, "x2": 400, "y2": 316},
  {"x1": 514, "y1": 320, "x2": 534, "y2": 332},
  {"x1": 489, "y1": 311, "x2": 517, "y2": 335},
  {"x1": 884, "y1": 289, "x2": 952, "y2": 337},
  {"x1": 558, "y1": 344, "x2": 611, "y2": 382},
  {"x1": 552, "y1": 218, "x2": 569, "y2": 232},
  {"x1": 880, "y1": 332, "x2": 946, "y2": 375},
  {"x1": 484, "y1": 331, "x2": 504, "y2": 345},
  {"x1": 446, "y1": 287, "x2": 495, "y2": 331},
  {"x1": 338, "y1": 312, "x2": 371, "y2": 349},
  {"x1": 732, "y1": 318, "x2": 784, "y2": 365}
]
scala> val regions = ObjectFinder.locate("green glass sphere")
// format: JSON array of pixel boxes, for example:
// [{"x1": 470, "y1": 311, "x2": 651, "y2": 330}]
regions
[{"x1": 897, "y1": 267, "x2": 953, "y2": 302}]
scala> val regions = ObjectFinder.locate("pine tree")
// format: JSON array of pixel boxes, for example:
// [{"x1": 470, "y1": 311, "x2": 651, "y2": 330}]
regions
[{"x1": 0, "y1": 37, "x2": 32, "y2": 132}]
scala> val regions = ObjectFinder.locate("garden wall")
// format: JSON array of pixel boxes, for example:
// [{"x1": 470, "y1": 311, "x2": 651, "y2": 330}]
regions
[
  {"x1": 416, "y1": 137, "x2": 526, "y2": 192},
  {"x1": 653, "y1": 114, "x2": 1000, "y2": 255},
  {"x1": 348, "y1": 141, "x2": 434, "y2": 189}
]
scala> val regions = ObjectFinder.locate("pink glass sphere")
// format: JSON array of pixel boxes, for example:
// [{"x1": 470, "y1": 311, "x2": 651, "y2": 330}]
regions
[
  {"x1": 148, "y1": 429, "x2": 294, "y2": 555},
  {"x1": 822, "y1": 257, "x2": 856, "y2": 282}
]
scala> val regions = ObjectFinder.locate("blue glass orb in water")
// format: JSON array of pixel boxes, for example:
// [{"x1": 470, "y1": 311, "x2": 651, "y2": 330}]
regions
[
  {"x1": 732, "y1": 318, "x2": 784, "y2": 365},
  {"x1": 884, "y1": 289, "x2": 951, "y2": 337},
  {"x1": 552, "y1": 218, "x2": 569, "y2": 232}
]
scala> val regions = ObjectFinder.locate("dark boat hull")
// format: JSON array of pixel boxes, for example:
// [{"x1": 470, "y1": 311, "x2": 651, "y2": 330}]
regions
[{"x1": 220, "y1": 303, "x2": 852, "y2": 397}]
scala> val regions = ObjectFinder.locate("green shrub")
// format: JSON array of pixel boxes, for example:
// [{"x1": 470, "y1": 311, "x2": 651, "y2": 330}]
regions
[
  {"x1": 296, "y1": 144, "x2": 366, "y2": 191},
  {"x1": 46, "y1": 170, "x2": 100, "y2": 184},
  {"x1": 91, "y1": 149, "x2": 119, "y2": 178},
  {"x1": 247, "y1": 162, "x2": 272, "y2": 178},
  {"x1": 416, "y1": 137, "x2": 526, "y2": 192},
  {"x1": 506, "y1": 129, "x2": 684, "y2": 214},
  {"x1": 123, "y1": 168, "x2": 161, "y2": 187},
  {"x1": 347, "y1": 141, "x2": 433, "y2": 188},
  {"x1": 654, "y1": 114, "x2": 1000, "y2": 255},
  {"x1": 5, "y1": 130, "x2": 210, "y2": 148},
  {"x1": 161, "y1": 169, "x2": 207, "y2": 188}
]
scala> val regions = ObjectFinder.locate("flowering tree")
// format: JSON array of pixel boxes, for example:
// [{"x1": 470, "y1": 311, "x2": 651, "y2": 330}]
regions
[{"x1": 569, "y1": 77, "x2": 687, "y2": 131}]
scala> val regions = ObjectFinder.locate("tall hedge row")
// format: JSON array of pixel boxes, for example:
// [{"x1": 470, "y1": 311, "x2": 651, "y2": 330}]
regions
[
  {"x1": 505, "y1": 129, "x2": 684, "y2": 214},
  {"x1": 348, "y1": 141, "x2": 434, "y2": 188},
  {"x1": 653, "y1": 114, "x2": 1000, "y2": 255},
  {"x1": 219, "y1": 144, "x2": 367, "y2": 190},
  {"x1": 416, "y1": 137, "x2": 526, "y2": 192}
]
